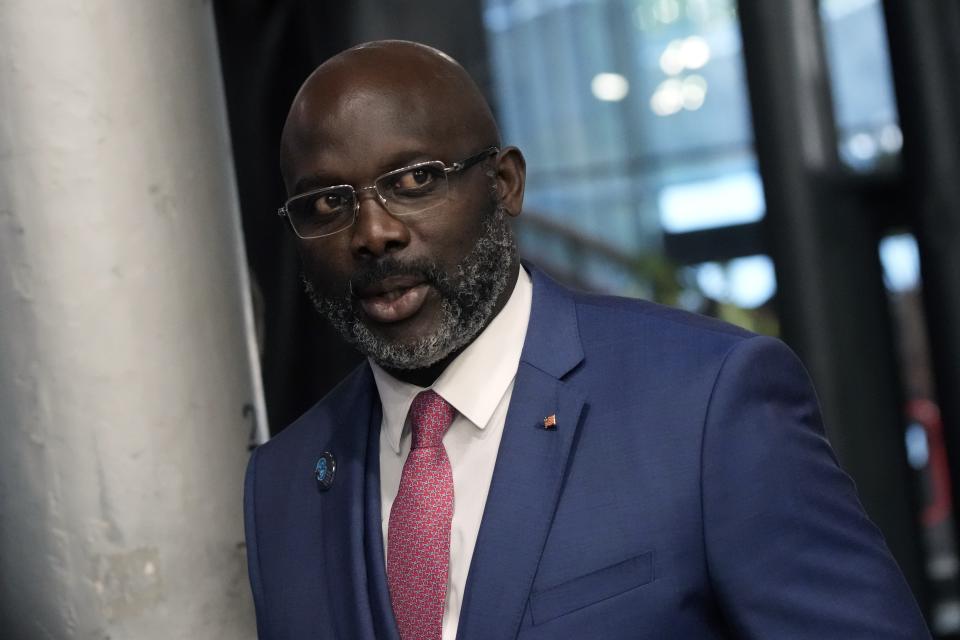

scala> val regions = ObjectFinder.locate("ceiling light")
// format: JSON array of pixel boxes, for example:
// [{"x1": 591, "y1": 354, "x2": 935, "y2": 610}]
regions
[{"x1": 591, "y1": 72, "x2": 630, "y2": 102}]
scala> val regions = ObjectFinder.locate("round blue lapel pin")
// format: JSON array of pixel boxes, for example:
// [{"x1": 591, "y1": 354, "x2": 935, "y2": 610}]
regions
[{"x1": 315, "y1": 451, "x2": 336, "y2": 491}]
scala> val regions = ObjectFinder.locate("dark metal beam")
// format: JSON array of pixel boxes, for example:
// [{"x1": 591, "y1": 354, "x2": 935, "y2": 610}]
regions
[
  {"x1": 737, "y1": 0, "x2": 928, "y2": 606},
  {"x1": 663, "y1": 174, "x2": 909, "y2": 267},
  {"x1": 882, "y1": 0, "x2": 960, "y2": 541},
  {"x1": 664, "y1": 222, "x2": 766, "y2": 265}
]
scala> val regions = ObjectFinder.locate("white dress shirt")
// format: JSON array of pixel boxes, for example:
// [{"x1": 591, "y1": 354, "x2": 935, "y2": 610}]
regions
[{"x1": 370, "y1": 266, "x2": 533, "y2": 640}]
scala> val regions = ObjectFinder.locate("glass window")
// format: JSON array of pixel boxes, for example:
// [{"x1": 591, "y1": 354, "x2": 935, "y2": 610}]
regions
[
  {"x1": 820, "y1": 0, "x2": 902, "y2": 171},
  {"x1": 484, "y1": 0, "x2": 775, "y2": 329}
]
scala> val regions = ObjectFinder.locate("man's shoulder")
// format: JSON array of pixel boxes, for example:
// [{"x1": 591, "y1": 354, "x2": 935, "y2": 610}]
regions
[
  {"x1": 536, "y1": 271, "x2": 755, "y2": 352},
  {"x1": 573, "y1": 290, "x2": 760, "y2": 377},
  {"x1": 254, "y1": 361, "x2": 373, "y2": 462},
  {"x1": 524, "y1": 265, "x2": 767, "y2": 383},
  {"x1": 528, "y1": 263, "x2": 752, "y2": 342},
  {"x1": 572, "y1": 288, "x2": 752, "y2": 341}
]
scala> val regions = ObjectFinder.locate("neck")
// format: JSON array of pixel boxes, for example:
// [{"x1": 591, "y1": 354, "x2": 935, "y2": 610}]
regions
[{"x1": 383, "y1": 353, "x2": 456, "y2": 388}]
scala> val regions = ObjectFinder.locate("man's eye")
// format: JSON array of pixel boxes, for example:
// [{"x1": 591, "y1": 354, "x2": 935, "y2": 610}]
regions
[
  {"x1": 313, "y1": 193, "x2": 348, "y2": 214},
  {"x1": 394, "y1": 168, "x2": 436, "y2": 190}
]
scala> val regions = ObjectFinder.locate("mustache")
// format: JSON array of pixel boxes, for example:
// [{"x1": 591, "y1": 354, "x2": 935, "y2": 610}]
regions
[{"x1": 348, "y1": 257, "x2": 454, "y2": 298}]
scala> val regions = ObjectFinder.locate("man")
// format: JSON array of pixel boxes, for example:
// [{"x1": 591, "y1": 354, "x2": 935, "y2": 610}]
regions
[{"x1": 244, "y1": 40, "x2": 929, "y2": 639}]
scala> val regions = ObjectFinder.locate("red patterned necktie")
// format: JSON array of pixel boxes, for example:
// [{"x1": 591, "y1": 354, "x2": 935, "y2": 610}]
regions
[{"x1": 387, "y1": 390, "x2": 456, "y2": 640}]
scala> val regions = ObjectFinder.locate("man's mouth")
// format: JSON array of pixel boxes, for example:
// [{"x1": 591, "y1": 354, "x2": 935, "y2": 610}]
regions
[{"x1": 356, "y1": 275, "x2": 432, "y2": 324}]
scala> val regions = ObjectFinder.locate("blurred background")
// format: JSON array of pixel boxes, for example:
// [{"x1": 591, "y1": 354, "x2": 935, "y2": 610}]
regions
[{"x1": 1, "y1": 0, "x2": 958, "y2": 637}]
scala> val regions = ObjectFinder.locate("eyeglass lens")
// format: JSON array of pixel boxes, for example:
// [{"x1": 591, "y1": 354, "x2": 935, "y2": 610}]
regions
[
  {"x1": 286, "y1": 162, "x2": 451, "y2": 238},
  {"x1": 375, "y1": 162, "x2": 449, "y2": 215}
]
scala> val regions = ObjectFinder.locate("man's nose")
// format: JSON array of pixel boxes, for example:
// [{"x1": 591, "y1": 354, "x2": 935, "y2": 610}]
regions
[{"x1": 349, "y1": 189, "x2": 410, "y2": 259}]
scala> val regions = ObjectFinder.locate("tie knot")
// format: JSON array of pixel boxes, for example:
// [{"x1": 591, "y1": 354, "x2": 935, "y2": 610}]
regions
[{"x1": 408, "y1": 390, "x2": 455, "y2": 449}]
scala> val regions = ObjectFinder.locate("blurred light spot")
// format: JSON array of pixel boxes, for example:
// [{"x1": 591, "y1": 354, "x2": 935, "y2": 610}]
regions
[
  {"x1": 659, "y1": 171, "x2": 765, "y2": 233},
  {"x1": 651, "y1": 78, "x2": 684, "y2": 115},
  {"x1": 694, "y1": 255, "x2": 777, "y2": 309},
  {"x1": 696, "y1": 263, "x2": 726, "y2": 300},
  {"x1": 930, "y1": 559, "x2": 960, "y2": 582},
  {"x1": 682, "y1": 75, "x2": 708, "y2": 110},
  {"x1": 483, "y1": 5, "x2": 510, "y2": 32},
  {"x1": 879, "y1": 123, "x2": 903, "y2": 153},
  {"x1": 678, "y1": 288, "x2": 705, "y2": 312},
  {"x1": 879, "y1": 233, "x2": 920, "y2": 292},
  {"x1": 905, "y1": 422, "x2": 930, "y2": 469},
  {"x1": 933, "y1": 598, "x2": 960, "y2": 636},
  {"x1": 660, "y1": 37, "x2": 712, "y2": 76},
  {"x1": 659, "y1": 40, "x2": 686, "y2": 76},
  {"x1": 681, "y1": 36, "x2": 711, "y2": 69},
  {"x1": 592, "y1": 72, "x2": 630, "y2": 102},
  {"x1": 654, "y1": 0, "x2": 681, "y2": 24},
  {"x1": 848, "y1": 132, "x2": 877, "y2": 161},
  {"x1": 727, "y1": 256, "x2": 777, "y2": 308}
]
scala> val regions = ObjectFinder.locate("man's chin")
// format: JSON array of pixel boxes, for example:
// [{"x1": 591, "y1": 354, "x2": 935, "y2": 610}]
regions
[{"x1": 350, "y1": 311, "x2": 462, "y2": 371}]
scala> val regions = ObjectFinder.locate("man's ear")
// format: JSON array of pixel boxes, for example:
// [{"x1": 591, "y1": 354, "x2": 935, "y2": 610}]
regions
[{"x1": 495, "y1": 146, "x2": 526, "y2": 217}]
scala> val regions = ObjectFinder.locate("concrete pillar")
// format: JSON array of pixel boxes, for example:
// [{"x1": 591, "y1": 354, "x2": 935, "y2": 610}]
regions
[{"x1": 0, "y1": 1, "x2": 264, "y2": 637}]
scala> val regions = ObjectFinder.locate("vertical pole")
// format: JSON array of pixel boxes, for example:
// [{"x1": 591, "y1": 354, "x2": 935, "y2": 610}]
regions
[
  {"x1": 882, "y1": 0, "x2": 960, "y2": 526},
  {"x1": 0, "y1": 1, "x2": 263, "y2": 637},
  {"x1": 737, "y1": 0, "x2": 928, "y2": 607}
]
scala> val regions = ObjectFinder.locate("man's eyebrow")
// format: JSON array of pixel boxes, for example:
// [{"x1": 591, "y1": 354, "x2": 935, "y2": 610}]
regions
[
  {"x1": 293, "y1": 173, "x2": 341, "y2": 195},
  {"x1": 291, "y1": 148, "x2": 441, "y2": 195}
]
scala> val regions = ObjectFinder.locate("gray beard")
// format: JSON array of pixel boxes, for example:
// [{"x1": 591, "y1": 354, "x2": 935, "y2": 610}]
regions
[{"x1": 301, "y1": 206, "x2": 517, "y2": 370}]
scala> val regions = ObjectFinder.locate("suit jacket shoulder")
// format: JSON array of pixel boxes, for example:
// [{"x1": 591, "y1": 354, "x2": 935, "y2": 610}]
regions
[
  {"x1": 253, "y1": 362, "x2": 373, "y2": 466},
  {"x1": 510, "y1": 269, "x2": 928, "y2": 639}
]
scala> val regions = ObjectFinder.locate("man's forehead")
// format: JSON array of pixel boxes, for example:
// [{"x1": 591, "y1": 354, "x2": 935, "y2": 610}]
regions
[
  {"x1": 289, "y1": 83, "x2": 436, "y2": 145},
  {"x1": 281, "y1": 41, "x2": 498, "y2": 175},
  {"x1": 282, "y1": 87, "x2": 462, "y2": 185}
]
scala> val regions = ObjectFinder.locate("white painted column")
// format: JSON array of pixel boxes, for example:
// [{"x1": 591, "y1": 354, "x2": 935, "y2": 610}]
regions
[{"x1": 0, "y1": 1, "x2": 264, "y2": 637}]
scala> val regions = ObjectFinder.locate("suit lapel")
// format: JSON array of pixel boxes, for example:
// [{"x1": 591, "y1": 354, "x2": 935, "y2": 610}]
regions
[
  {"x1": 457, "y1": 267, "x2": 586, "y2": 640},
  {"x1": 320, "y1": 366, "x2": 381, "y2": 639}
]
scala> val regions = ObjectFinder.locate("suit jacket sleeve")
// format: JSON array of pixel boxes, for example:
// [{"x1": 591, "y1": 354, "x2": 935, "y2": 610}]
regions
[{"x1": 701, "y1": 335, "x2": 930, "y2": 638}]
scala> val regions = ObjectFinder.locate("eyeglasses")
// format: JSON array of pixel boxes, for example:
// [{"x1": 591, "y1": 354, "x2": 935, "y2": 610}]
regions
[{"x1": 278, "y1": 146, "x2": 499, "y2": 239}]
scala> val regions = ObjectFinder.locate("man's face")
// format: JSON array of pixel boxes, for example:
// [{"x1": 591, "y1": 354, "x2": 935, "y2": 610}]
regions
[{"x1": 283, "y1": 84, "x2": 519, "y2": 371}]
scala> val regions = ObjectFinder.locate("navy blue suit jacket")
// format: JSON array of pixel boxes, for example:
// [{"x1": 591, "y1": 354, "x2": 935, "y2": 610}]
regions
[{"x1": 244, "y1": 266, "x2": 929, "y2": 639}]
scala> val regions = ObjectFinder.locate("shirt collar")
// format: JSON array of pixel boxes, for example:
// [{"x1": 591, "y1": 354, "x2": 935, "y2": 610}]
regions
[{"x1": 370, "y1": 266, "x2": 533, "y2": 454}]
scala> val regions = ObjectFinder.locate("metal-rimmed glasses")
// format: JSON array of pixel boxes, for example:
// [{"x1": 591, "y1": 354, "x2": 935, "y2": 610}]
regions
[{"x1": 278, "y1": 146, "x2": 499, "y2": 239}]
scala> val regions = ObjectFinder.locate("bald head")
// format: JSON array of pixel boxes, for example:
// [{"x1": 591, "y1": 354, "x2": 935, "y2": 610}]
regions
[
  {"x1": 280, "y1": 41, "x2": 500, "y2": 189},
  {"x1": 281, "y1": 42, "x2": 527, "y2": 381}
]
